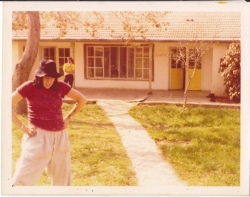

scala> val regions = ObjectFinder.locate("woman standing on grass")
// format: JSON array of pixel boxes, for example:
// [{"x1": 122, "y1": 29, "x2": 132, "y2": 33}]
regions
[{"x1": 12, "y1": 59, "x2": 87, "y2": 186}]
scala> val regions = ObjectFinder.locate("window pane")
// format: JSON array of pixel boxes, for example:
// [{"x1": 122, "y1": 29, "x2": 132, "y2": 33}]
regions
[
  {"x1": 65, "y1": 48, "x2": 70, "y2": 57},
  {"x1": 88, "y1": 47, "x2": 94, "y2": 56},
  {"x1": 189, "y1": 62, "x2": 201, "y2": 69},
  {"x1": 95, "y1": 58, "x2": 103, "y2": 67},
  {"x1": 104, "y1": 48, "x2": 110, "y2": 78},
  {"x1": 59, "y1": 48, "x2": 64, "y2": 57},
  {"x1": 197, "y1": 62, "x2": 201, "y2": 69},
  {"x1": 111, "y1": 47, "x2": 119, "y2": 78},
  {"x1": 144, "y1": 47, "x2": 149, "y2": 57},
  {"x1": 136, "y1": 48, "x2": 142, "y2": 57},
  {"x1": 88, "y1": 68, "x2": 94, "y2": 78},
  {"x1": 189, "y1": 61, "x2": 195, "y2": 69},
  {"x1": 50, "y1": 48, "x2": 55, "y2": 56},
  {"x1": 144, "y1": 58, "x2": 149, "y2": 68},
  {"x1": 58, "y1": 57, "x2": 64, "y2": 75},
  {"x1": 44, "y1": 48, "x2": 48, "y2": 57},
  {"x1": 120, "y1": 47, "x2": 127, "y2": 78},
  {"x1": 95, "y1": 47, "x2": 103, "y2": 56},
  {"x1": 59, "y1": 58, "x2": 64, "y2": 67},
  {"x1": 95, "y1": 68, "x2": 103, "y2": 77},
  {"x1": 143, "y1": 69, "x2": 149, "y2": 79},
  {"x1": 171, "y1": 48, "x2": 185, "y2": 68},
  {"x1": 88, "y1": 58, "x2": 94, "y2": 67},
  {"x1": 128, "y1": 48, "x2": 134, "y2": 78},
  {"x1": 136, "y1": 58, "x2": 142, "y2": 68},
  {"x1": 171, "y1": 59, "x2": 176, "y2": 68},
  {"x1": 135, "y1": 69, "x2": 142, "y2": 78}
]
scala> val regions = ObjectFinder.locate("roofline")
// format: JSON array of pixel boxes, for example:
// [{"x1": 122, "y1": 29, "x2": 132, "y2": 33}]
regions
[{"x1": 12, "y1": 38, "x2": 240, "y2": 43}]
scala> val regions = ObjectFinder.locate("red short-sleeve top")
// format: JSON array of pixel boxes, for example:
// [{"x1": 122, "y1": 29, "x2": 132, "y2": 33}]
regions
[{"x1": 17, "y1": 81, "x2": 71, "y2": 131}]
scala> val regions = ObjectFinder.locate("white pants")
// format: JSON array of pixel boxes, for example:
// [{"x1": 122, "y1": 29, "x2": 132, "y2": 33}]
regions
[{"x1": 12, "y1": 128, "x2": 71, "y2": 186}]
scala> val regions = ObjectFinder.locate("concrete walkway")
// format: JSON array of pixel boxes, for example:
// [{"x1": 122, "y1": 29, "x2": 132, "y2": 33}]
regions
[{"x1": 97, "y1": 100, "x2": 186, "y2": 186}]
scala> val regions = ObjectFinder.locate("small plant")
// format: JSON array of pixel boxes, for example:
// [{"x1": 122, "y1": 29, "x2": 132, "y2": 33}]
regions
[{"x1": 219, "y1": 41, "x2": 240, "y2": 102}]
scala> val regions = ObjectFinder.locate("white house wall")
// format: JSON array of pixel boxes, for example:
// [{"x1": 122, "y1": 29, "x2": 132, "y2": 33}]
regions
[
  {"x1": 202, "y1": 48, "x2": 213, "y2": 91},
  {"x1": 211, "y1": 43, "x2": 229, "y2": 96},
  {"x1": 12, "y1": 41, "x2": 228, "y2": 94},
  {"x1": 153, "y1": 43, "x2": 169, "y2": 90}
]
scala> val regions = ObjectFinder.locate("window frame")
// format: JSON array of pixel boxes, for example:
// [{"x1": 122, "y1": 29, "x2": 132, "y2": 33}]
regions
[
  {"x1": 58, "y1": 47, "x2": 70, "y2": 75},
  {"x1": 84, "y1": 44, "x2": 153, "y2": 81}
]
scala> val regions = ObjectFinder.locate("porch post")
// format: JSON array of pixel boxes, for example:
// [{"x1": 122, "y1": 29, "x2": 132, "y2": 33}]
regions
[
  {"x1": 148, "y1": 43, "x2": 153, "y2": 95},
  {"x1": 71, "y1": 41, "x2": 75, "y2": 88}
]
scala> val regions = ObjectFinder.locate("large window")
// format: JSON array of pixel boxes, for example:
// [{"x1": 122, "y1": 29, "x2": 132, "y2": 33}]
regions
[
  {"x1": 85, "y1": 45, "x2": 152, "y2": 80},
  {"x1": 58, "y1": 48, "x2": 70, "y2": 75}
]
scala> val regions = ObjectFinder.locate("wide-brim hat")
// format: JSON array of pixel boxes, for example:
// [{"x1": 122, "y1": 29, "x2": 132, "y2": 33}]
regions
[{"x1": 35, "y1": 59, "x2": 62, "y2": 78}]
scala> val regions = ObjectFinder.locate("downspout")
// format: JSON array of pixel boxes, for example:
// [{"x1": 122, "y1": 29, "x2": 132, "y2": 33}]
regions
[{"x1": 148, "y1": 43, "x2": 153, "y2": 95}]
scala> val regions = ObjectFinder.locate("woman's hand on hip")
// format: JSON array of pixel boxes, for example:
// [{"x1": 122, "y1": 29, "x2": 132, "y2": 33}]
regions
[
  {"x1": 22, "y1": 125, "x2": 37, "y2": 137},
  {"x1": 63, "y1": 116, "x2": 70, "y2": 129}
]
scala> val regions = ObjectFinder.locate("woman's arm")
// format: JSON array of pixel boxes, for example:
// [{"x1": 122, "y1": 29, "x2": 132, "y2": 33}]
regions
[
  {"x1": 63, "y1": 88, "x2": 87, "y2": 128},
  {"x1": 12, "y1": 91, "x2": 25, "y2": 128},
  {"x1": 12, "y1": 91, "x2": 37, "y2": 137}
]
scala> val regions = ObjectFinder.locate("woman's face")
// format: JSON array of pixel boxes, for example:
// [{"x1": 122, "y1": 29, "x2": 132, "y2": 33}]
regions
[{"x1": 43, "y1": 76, "x2": 55, "y2": 89}]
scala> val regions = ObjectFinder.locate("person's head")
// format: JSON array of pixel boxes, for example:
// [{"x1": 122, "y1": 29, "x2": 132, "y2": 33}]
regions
[
  {"x1": 34, "y1": 59, "x2": 62, "y2": 90},
  {"x1": 67, "y1": 57, "x2": 73, "y2": 64}
]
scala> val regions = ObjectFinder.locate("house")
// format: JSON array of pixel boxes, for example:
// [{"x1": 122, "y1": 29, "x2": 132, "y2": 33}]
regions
[{"x1": 12, "y1": 11, "x2": 240, "y2": 96}]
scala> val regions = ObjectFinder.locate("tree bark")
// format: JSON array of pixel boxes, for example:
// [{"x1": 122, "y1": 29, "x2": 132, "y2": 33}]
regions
[
  {"x1": 183, "y1": 47, "x2": 189, "y2": 110},
  {"x1": 12, "y1": 12, "x2": 40, "y2": 114}
]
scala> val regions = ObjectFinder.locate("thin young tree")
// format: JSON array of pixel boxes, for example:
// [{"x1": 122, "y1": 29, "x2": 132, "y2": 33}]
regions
[{"x1": 171, "y1": 42, "x2": 213, "y2": 111}]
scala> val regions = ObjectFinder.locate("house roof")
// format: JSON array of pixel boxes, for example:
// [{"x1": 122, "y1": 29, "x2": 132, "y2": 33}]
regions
[{"x1": 12, "y1": 11, "x2": 241, "y2": 42}]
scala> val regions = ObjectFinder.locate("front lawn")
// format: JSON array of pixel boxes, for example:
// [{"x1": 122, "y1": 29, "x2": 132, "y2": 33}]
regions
[{"x1": 129, "y1": 105, "x2": 240, "y2": 186}]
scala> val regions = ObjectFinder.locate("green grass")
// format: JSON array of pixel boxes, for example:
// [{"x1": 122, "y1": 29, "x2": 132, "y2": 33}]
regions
[
  {"x1": 129, "y1": 105, "x2": 240, "y2": 186},
  {"x1": 12, "y1": 103, "x2": 137, "y2": 186}
]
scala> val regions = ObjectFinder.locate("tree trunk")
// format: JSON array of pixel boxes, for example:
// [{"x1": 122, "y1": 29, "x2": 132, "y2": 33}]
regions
[
  {"x1": 183, "y1": 47, "x2": 189, "y2": 110},
  {"x1": 12, "y1": 12, "x2": 40, "y2": 114}
]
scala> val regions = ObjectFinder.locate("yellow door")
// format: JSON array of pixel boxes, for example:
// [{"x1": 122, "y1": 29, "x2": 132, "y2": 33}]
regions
[
  {"x1": 170, "y1": 48, "x2": 184, "y2": 89},
  {"x1": 170, "y1": 68, "x2": 183, "y2": 89},
  {"x1": 187, "y1": 68, "x2": 201, "y2": 90}
]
